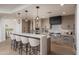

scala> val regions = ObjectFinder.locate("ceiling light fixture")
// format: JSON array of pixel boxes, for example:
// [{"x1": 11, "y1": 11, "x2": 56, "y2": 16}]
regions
[
  {"x1": 17, "y1": 13, "x2": 21, "y2": 24},
  {"x1": 62, "y1": 12, "x2": 66, "y2": 14},
  {"x1": 24, "y1": 10, "x2": 28, "y2": 22},
  {"x1": 35, "y1": 6, "x2": 40, "y2": 28},
  {"x1": 60, "y1": 4, "x2": 64, "y2": 6},
  {"x1": 35, "y1": 6, "x2": 40, "y2": 20}
]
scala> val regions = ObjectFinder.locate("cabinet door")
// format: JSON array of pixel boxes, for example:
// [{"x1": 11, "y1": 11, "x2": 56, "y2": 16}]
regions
[{"x1": 50, "y1": 16, "x2": 62, "y2": 25}]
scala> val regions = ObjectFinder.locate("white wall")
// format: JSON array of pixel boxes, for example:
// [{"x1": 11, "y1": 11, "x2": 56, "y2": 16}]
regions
[
  {"x1": 76, "y1": 4, "x2": 79, "y2": 54},
  {"x1": 15, "y1": 19, "x2": 22, "y2": 33},
  {"x1": 62, "y1": 15, "x2": 75, "y2": 30},
  {"x1": 0, "y1": 16, "x2": 21, "y2": 42},
  {"x1": 41, "y1": 18, "x2": 50, "y2": 29},
  {"x1": 61, "y1": 15, "x2": 75, "y2": 35},
  {"x1": 0, "y1": 19, "x2": 3, "y2": 42}
]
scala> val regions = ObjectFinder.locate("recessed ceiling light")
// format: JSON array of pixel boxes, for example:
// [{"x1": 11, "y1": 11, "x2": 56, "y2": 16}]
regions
[
  {"x1": 62, "y1": 12, "x2": 66, "y2": 14},
  {"x1": 48, "y1": 12, "x2": 52, "y2": 14},
  {"x1": 42, "y1": 16, "x2": 45, "y2": 18},
  {"x1": 60, "y1": 4, "x2": 64, "y2": 6}
]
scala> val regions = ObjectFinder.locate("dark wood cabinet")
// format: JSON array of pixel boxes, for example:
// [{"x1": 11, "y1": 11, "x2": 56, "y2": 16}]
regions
[
  {"x1": 49, "y1": 16, "x2": 62, "y2": 25},
  {"x1": 47, "y1": 38, "x2": 51, "y2": 54},
  {"x1": 22, "y1": 20, "x2": 30, "y2": 33}
]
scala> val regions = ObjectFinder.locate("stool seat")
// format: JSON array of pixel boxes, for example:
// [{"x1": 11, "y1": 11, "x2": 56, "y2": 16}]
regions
[
  {"x1": 29, "y1": 38, "x2": 40, "y2": 55},
  {"x1": 21, "y1": 37, "x2": 29, "y2": 44},
  {"x1": 15, "y1": 35, "x2": 22, "y2": 54},
  {"x1": 15, "y1": 36, "x2": 21, "y2": 41},
  {"x1": 29, "y1": 38, "x2": 40, "y2": 47},
  {"x1": 20, "y1": 37, "x2": 29, "y2": 55},
  {"x1": 10, "y1": 34, "x2": 16, "y2": 51},
  {"x1": 10, "y1": 34, "x2": 16, "y2": 40}
]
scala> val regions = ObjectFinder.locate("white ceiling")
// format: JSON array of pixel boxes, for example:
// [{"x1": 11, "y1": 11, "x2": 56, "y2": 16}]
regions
[
  {"x1": 0, "y1": 4, "x2": 21, "y2": 10},
  {"x1": 0, "y1": 4, "x2": 23, "y2": 13},
  {"x1": 0, "y1": 4, "x2": 76, "y2": 19}
]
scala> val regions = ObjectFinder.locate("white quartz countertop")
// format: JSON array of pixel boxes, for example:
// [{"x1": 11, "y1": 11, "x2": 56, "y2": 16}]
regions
[
  {"x1": 21, "y1": 33, "x2": 46, "y2": 38},
  {"x1": 12, "y1": 33, "x2": 47, "y2": 39}
]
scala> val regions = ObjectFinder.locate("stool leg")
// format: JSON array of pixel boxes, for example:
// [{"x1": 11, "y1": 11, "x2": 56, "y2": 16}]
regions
[
  {"x1": 18, "y1": 41, "x2": 22, "y2": 55},
  {"x1": 25, "y1": 44, "x2": 28, "y2": 55},
  {"x1": 14, "y1": 40, "x2": 16, "y2": 51},
  {"x1": 18, "y1": 42, "x2": 21, "y2": 53},
  {"x1": 34, "y1": 47, "x2": 38, "y2": 55},
  {"x1": 32, "y1": 47, "x2": 34, "y2": 55},
  {"x1": 31, "y1": 47, "x2": 36, "y2": 55},
  {"x1": 20, "y1": 43, "x2": 23, "y2": 55},
  {"x1": 37, "y1": 45, "x2": 40, "y2": 55},
  {"x1": 11, "y1": 40, "x2": 13, "y2": 50},
  {"x1": 15, "y1": 41, "x2": 18, "y2": 51},
  {"x1": 11, "y1": 40, "x2": 15, "y2": 51},
  {"x1": 13, "y1": 40, "x2": 15, "y2": 51},
  {"x1": 31, "y1": 46, "x2": 40, "y2": 55},
  {"x1": 29, "y1": 47, "x2": 33, "y2": 55},
  {"x1": 28, "y1": 44, "x2": 31, "y2": 55}
]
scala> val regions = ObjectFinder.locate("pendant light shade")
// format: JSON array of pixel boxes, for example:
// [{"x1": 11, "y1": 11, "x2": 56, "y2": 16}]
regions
[
  {"x1": 24, "y1": 10, "x2": 28, "y2": 22},
  {"x1": 36, "y1": 16, "x2": 39, "y2": 20},
  {"x1": 35, "y1": 6, "x2": 40, "y2": 20},
  {"x1": 25, "y1": 10, "x2": 28, "y2": 13},
  {"x1": 17, "y1": 13, "x2": 21, "y2": 24},
  {"x1": 35, "y1": 6, "x2": 40, "y2": 28}
]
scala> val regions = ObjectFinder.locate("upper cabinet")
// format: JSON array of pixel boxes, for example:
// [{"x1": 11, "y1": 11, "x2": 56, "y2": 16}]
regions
[{"x1": 49, "y1": 16, "x2": 62, "y2": 25}]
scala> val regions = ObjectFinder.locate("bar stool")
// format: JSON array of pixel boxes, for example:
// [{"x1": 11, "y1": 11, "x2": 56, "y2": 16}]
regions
[
  {"x1": 29, "y1": 38, "x2": 40, "y2": 55},
  {"x1": 15, "y1": 35, "x2": 22, "y2": 54},
  {"x1": 10, "y1": 34, "x2": 16, "y2": 50},
  {"x1": 21, "y1": 36, "x2": 29, "y2": 55}
]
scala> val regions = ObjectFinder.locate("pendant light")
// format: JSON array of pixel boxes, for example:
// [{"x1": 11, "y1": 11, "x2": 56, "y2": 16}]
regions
[
  {"x1": 24, "y1": 10, "x2": 28, "y2": 22},
  {"x1": 17, "y1": 13, "x2": 21, "y2": 24},
  {"x1": 35, "y1": 6, "x2": 40, "y2": 28},
  {"x1": 35, "y1": 6, "x2": 40, "y2": 20}
]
